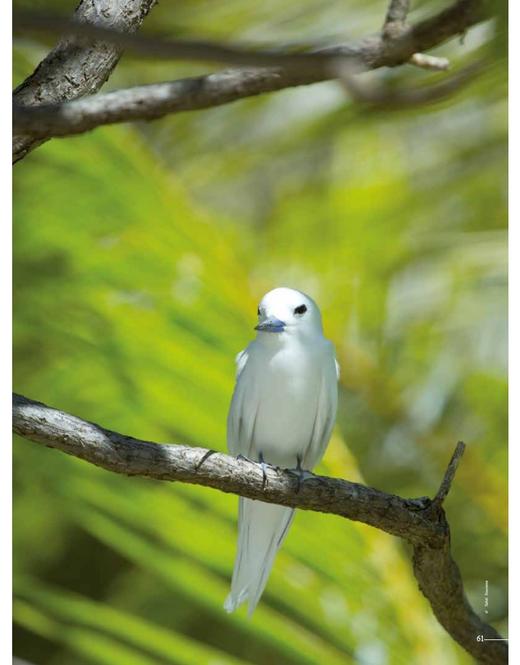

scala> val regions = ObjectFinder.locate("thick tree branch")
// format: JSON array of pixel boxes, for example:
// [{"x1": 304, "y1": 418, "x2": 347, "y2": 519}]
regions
[
  {"x1": 12, "y1": 0, "x2": 156, "y2": 163},
  {"x1": 12, "y1": 57, "x2": 482, "y2": 139},
  {"x1": 12, "y1": 393, "x2": 507, "y2": 664},
  {"x1": 13, "y1": 0, "x2": 487, "y2": 145}
]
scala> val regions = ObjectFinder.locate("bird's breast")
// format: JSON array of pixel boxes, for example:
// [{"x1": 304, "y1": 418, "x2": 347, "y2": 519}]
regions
[{"x1": 245, "y1": 344, "x2": 326, "y2": 466}]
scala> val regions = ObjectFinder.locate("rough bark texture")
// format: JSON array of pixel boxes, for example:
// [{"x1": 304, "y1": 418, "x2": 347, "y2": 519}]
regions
[
  {"x1": 383, "y1": 0, "x2": 411, "y2": 38},
  {"x1": 13, "y1": 0, "x2": 156, "y2": 162},
  {"x1": 13, "y1": 0, "x2": 486, "y2": 149},
  {"x1": 13, "y1": 393, "x2": 507, "y2": 664}
]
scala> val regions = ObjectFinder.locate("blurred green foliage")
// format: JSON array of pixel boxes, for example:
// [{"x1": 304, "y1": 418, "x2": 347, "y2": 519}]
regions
[{"x1": 14, "y1": 1, "x2": 506, "y2": 663}]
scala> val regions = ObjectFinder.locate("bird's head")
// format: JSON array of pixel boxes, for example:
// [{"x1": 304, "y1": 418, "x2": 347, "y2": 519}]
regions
[{"x1": 255, "y1": 287, "x2": 323, "y2": 340}]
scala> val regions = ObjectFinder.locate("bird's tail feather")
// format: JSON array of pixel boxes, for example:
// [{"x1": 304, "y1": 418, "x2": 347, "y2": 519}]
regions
[{"x1": 224, "y1": 497, "x2": 294, "y2": 616}]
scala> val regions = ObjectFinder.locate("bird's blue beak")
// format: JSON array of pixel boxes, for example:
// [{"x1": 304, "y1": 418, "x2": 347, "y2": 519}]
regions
[{"x1": 255, "y1": 317, "x2": 286, "y2": 333}]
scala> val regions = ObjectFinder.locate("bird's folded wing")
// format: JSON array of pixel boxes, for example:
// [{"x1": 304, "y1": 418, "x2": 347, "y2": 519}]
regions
[
  {"x1": 235, "y1": 348, "x2": 249, "y2": 378},
  {"x1": 227, "y1": 346, "x2": 256, "y2": 458},
  {"x1": 302, "y1": 356, "x2": 339, "y2": 470}
]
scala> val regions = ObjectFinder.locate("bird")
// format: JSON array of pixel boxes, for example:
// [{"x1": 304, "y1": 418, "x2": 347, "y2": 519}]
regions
[{"x1": 224, "y1": 286, "x2": 339, "y2": 615}]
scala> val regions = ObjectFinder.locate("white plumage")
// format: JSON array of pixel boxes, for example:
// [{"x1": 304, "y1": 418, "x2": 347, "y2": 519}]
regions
[{"x1": 224, "y1": 287, "x2": 339, "y2": 615}]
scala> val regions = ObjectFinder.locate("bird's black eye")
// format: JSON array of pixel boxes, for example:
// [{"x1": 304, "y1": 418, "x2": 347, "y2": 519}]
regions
[
  {"x1": 294, "y1": 304, "x2": 307, "y2": 315},
  {"x1": 257, "y1": 306, "x2": 261, "y2": 316}
]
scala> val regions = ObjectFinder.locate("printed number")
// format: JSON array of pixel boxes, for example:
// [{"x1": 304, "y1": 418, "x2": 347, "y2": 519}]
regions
[{"x1": 476, "y1": 635, "x2": 484, "y2": 642}]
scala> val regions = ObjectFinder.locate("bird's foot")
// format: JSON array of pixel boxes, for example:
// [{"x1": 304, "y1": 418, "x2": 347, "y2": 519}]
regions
[
  {"x1": 287, "y1": 456, "x2": 314, "y2": 493},
  {"x1": 237, "y1": 453, "x2": 271, "y2": 490},
  {"x1": 258, "y1": 452, "x2": 269, "y2": 490},
  {"x1": 236, "y1": 453, "x2": 254, "y2": 463},
  {"x1": 195, "y1": 449, "x2": 216, "y2": 470}
]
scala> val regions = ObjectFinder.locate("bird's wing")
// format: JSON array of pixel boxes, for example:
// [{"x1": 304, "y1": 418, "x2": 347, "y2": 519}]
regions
[
  {"x1": 227, "y1": 345, "x2": 257, "y2": 457},
  {"x1": 302, "y1": 347, "x2": 339, "y2": 470},
  {"x1": 235, "y1": 348, "x2": 249, "y2": 379}
]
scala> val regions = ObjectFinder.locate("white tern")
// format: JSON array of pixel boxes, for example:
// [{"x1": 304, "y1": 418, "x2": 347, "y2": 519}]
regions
[{"x1": 224, "y1": 287, "x2": 339, "y2": 615}]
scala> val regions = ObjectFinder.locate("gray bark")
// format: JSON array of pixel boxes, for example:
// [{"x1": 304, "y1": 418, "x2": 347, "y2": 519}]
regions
[
  {"x1": 13, "y1": 0, "x2": 485, "y2": 152},
  {"x1": 13, "y1": 0, "x2": 156, "y2": 162},
  {"x1": 13, "y1": 393, "x2": 507, "y2": 664}
]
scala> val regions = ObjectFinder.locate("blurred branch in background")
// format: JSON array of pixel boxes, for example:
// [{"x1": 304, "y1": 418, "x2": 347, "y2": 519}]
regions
[
  {"x1": 383, "y1": 0, "x2": 411, "y2": 34},
  {"x1": 335, "y1": 59, "x2": 485, "y2": 110},
  {"x1": 13, "y1": 11, "x2": 366, "y2": 73},
  {"x1": 13, "y1": 3, "x2": 460, "y2": 72},
  {"x1": 383, "y1": 0, "x2": 449, "y2": 69},
  {"x1": 13, "y1": 394, "x2": 507, "y2": 665},
  {"x1": 13, "y1": 0, "x2": 488, "y2": 157}
]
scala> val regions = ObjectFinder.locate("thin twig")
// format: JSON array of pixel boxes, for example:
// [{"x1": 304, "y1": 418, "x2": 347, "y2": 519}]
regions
[
  {"x1": 410, "y1": 53, "x2": 450, "y2": 70},
  {"x1": 433, "y1": 440, "x2": 466, "y2": 507},
  {"x1": 383, "y1": 0, "x2": 411, "y2": 36}
]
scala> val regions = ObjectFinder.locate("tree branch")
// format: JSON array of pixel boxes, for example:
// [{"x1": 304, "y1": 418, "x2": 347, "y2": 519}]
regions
[
  {"x1": 433, "y1": 440, "x2": 466, "y2": 507},
  {"x1": 12, "y1": 393, "x2": 507, "y2": 664},
  {"x1": 12, "y1": 0, "x2": 157, "y2": 163},
  {"x1": 383, "y1": 0, "x2": 411, "y2": 37},
  {"x1": 13, "y1": 11, "x2": 354, "y2": 75},
  {"x1": 335, "y1": 59, "x2": 483, "y2": 110},
  {"x1": 13, "y1": 0, "x2": 487, "y2": 146},
  {"x1": 382, "y1": 0, "x2": 450, "y2": 70}
]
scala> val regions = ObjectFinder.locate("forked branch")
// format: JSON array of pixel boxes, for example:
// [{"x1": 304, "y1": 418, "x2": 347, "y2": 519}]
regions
[{"x1": 13, "y1": 0, "x2": 487, "y2": 156}]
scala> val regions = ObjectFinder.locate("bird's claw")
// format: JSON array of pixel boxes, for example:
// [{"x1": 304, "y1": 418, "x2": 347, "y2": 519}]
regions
[
  {"x1": 195, "y1": 449, "x2": 216, "y2": 470},
  {"x1": 258, "y1": 452, "x2": 268, "y2": 490},
  {"x1": 287, "y1": 456, "x2": 313, "y2": 493},
  {"x1": 237, "y1": 453, "x2": 270, "y2": 490}
]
